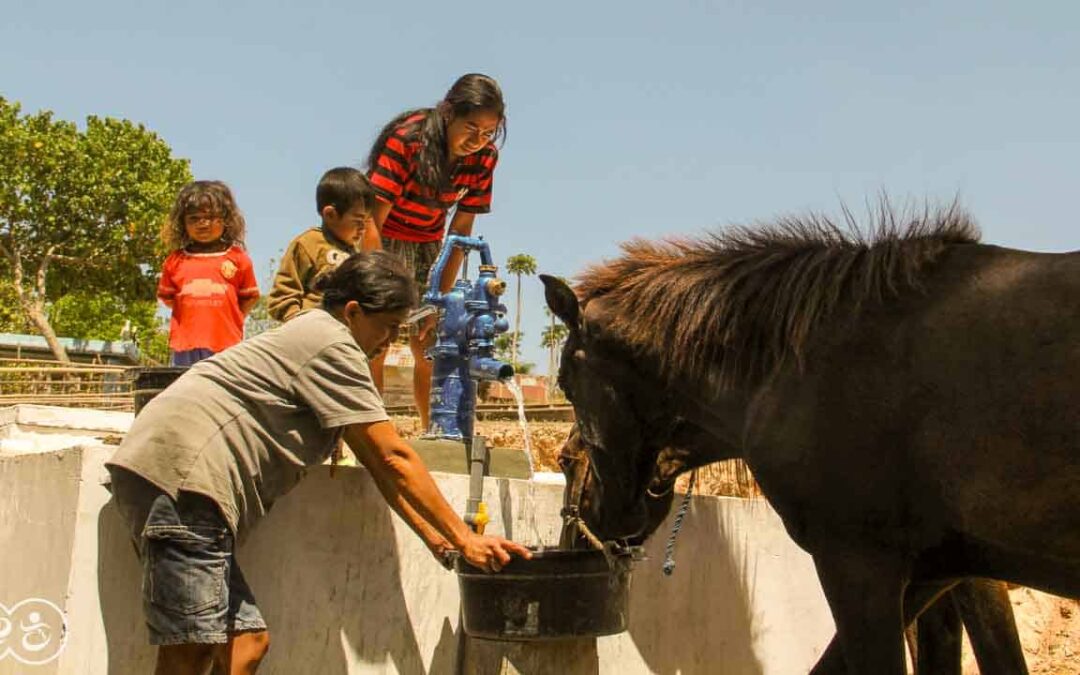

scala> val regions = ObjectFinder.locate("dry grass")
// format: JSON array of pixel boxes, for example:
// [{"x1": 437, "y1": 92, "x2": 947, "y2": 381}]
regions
[{"x1": 391, "y1": 416, "x2": 759, "y2": 498}]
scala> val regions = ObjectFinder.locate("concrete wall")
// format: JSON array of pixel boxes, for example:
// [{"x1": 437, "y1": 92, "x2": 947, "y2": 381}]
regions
[{"x1": 0, "y1": 407, "x2": 834, "y2": 674}]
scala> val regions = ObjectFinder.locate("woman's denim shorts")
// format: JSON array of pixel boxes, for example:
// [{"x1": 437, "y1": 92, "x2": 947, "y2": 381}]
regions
[{"x1": 107, "y1": 466, "x2": 267, "y2": 645}]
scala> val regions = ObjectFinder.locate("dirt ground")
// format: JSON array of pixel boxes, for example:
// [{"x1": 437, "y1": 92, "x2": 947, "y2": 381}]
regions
[
  {"x1": 976, "y1": 588, "x2": 1080, "y2": 675},
  {"x1": 393, "y1": 416, "x2": 1079, "y2": 673}
]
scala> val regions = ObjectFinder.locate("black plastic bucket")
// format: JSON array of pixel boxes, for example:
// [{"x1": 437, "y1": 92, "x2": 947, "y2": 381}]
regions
[
  {"x1": 455, "y1": 547, "x2": 632, "y2": 641},
  {"x1": 132, "y1": 367, "x2": 187, "y2": 414}
]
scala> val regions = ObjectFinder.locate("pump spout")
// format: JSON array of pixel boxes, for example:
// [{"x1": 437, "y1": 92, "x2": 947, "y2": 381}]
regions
[{"x1": 469, "y1": 357, "x2": 515, "y2": 381}]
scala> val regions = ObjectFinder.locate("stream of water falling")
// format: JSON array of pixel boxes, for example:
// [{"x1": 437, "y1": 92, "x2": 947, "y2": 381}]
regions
[{"x1": 504, "y1": 379, "x2": 546, "y2": 547}]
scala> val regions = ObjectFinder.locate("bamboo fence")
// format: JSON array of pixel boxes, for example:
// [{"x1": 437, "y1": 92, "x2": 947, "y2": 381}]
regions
[{"x1": 0, "y1": 359, "x2": 135, "y2": 411}]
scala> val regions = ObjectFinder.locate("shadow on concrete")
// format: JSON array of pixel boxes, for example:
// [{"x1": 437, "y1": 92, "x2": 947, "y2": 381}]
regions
[
  {"x1": 96, "y1": 496, "x2": 157, "y2": 673},
  {"x1": 464, "y1": 636, "x2": 600, "y2": 674},
  {"x1": 242, "y1": 469, "x2": 431, "y2": 674},
  {"x1": 626, "y1": 497, "x2": 765, "y2": 675}
]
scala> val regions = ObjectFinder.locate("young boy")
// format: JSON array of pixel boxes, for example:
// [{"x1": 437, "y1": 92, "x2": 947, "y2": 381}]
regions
[{"x1": 267, "y1": 167, "x2": 375, "y2": 322}]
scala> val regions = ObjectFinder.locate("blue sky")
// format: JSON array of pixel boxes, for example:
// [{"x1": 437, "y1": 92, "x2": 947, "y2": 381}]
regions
[{"x1": 3, "y1": 1, "x2": 1078, "y2": 372}]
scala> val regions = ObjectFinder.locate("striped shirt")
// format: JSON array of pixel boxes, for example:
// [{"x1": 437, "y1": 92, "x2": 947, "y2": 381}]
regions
[{"x1": 369, "y1": 112, "x2": 498, "y2": 243}]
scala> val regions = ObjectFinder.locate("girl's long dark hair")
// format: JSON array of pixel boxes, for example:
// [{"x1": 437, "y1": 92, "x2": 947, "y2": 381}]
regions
[{"x1": 366, "y1": 73, "x2": 506, "y2": 193}]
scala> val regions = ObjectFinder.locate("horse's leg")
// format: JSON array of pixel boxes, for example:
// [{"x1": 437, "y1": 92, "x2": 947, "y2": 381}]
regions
[
  {"x1": 809, "y1": 622, "x2": 921, "y2": 675},
  {"x1": 903, "y1": 579, "x2": 1027, "y2": 675},
  {"x1": 913, "y1": 591, "x2": 963, "y2": 675},
  {"x1": 811, "y1": 578, "x2": 959, "y2": 675},
  {"x1": 809, "y1": 549, "x2": 908, "y2": 675},
  {"x1": 807, "y1": 638, "x2": 846, "y2": 675},
  {"x1": 953, "y1": 579, "x2": 1028, "y2": 675}
]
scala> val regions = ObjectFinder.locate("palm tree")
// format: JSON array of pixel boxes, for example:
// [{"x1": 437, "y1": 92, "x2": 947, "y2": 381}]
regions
[
  {"x1": 505, "y1": 253, "x2": 538, "y2": 369},
  {"x1": 540, "y1": 308, "x2": 569, "y2": 398}
]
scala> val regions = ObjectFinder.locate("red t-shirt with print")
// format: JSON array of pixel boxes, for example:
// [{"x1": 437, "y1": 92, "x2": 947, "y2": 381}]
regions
[{"x1": 157, "y1": 246, "x2": 259, "y2": 353}]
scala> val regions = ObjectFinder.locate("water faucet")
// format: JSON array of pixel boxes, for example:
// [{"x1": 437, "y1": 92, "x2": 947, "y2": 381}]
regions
[{"x1": 422, "y1": 234, "x2": 513, "y2": 441}]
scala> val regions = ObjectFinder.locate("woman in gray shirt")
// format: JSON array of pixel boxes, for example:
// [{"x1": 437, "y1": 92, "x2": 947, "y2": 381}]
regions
[{"x1": 107, "y1": 250, "x2": 530, "y2": 674}]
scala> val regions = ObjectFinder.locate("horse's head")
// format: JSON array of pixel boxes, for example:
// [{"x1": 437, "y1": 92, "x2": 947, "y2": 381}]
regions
[
  {"x1": 558, "y1": 415, "x2": 703, "y2": 548},
  {"x1": 543, "y1": 274, "x2": 679, "y2": 540}
]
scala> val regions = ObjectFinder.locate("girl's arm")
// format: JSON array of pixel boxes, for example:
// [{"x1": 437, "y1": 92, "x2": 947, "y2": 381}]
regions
[
  {"x1": 362, "y1": 200, "x2": 393, "y2": 252},
  {"x1": 439, "y1": 147, "x2": 494, "y2": 292},
  {"x1": 235, "y1": 251, "x2": 261, "y2": 316},
  {"x1": 438, "y1": 210, "x2": 478, "y2": 293},
  {"x1": 157, "y1": 254, "x2": 178, "y2": 309},
  {"x1": 238, "y1": 294, "x2": 260, "y2": 315}
]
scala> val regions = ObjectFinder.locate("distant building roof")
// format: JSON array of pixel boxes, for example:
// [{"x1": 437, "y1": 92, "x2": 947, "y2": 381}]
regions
[{"x1": 0, "y1": 332, "x2": 140, "y2": 365}]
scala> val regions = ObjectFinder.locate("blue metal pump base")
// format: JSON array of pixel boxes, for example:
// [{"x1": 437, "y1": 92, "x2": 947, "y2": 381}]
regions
[{"x1": 422, "y1": 234, "x2": 513, "y2": 442}]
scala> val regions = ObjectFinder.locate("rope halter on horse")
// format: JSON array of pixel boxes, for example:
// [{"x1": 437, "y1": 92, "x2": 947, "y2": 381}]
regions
[{"x1": 558, "y1": 426, "x2": 694, "y2": 574}]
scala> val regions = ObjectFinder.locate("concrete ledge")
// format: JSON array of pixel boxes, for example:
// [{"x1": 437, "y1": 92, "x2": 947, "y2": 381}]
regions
[
  {"x1": 0, "y1": 409, "x2": 834, "y2": 674},
  {"x1": 406, "y1": 438, "x2": 534, "y2": 479},
  {"x1": 0, "y1": 404, "x2": 133, "y2": 436}
]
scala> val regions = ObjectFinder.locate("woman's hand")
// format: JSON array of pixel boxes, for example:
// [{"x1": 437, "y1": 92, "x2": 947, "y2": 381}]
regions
[
  {"x1": 458, "y1": 532, "x2": 532, "y2": 573},
  {"x1": 345, "y1": 422, "x2": 533, "y2": 575}
]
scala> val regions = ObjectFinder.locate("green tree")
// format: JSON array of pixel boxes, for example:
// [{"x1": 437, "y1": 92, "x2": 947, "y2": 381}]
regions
[
  {"x1": 0, "y1": 278, "x2": 28, "y2": 333},
  {"x1": 0, "y1": 97, "x2": 191, "y2": 361},
  {"x1": 494, "y1": 331, "x2": 534, "y2": 374},
  {"x1": 495, "y1": 331, "x2": 521, "y2": 364},
  {"x1": 504, "y1": 253, "x2": 538, "y2": 369},
  {"x1": 47, "y1": 291, "x2": 169, "y2": 364},
  {"x1": 540, "y1": 308, "x2": 569, "y2": 397},
  {"x1": 244, "y1": 254, "x2": 282, "y2": 338}
]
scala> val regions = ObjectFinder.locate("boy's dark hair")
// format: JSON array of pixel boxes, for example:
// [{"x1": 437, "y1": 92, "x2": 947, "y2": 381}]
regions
[
  {"x1": 316, "y1": 167, "x2": 377, "y2": 217},
  {"x1": 365, "y1": 73, "x2": 506, "y2": 194},
  {"x1": 314, "y1": 251, "x2": 417, "y2": 314}
]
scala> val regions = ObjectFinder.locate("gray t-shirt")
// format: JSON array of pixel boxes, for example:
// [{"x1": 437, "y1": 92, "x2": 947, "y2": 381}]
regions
[{"x1": 108, "y1": 309, "x2": 388, "y2": 538}]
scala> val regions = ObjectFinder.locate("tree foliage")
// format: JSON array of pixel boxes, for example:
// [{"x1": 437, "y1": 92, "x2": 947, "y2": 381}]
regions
[
  {"x1": 541, "y1": 305, "x2": 570, "y2": 399},
  {"x1": 0, "y1": 97, "x2": 191, "y2": 361},
  {"x1": 244, "y1": 255, "x2": 282, "y2": 338},
  {"x1": 505, "y1": 253, "x2": 538, "y2": 369},
  {"x1": 48, "y1": 291, "x2": 170, "y2": 365},
  {"x1": 540, "y1": 318, "x2": 569, "y2": 349},
  {"x1": 0, "y1": 278, "x2": 28, "y2": 333},
  {"x1": 494, "y1": 331, "x2": 533, "y2": 374}
]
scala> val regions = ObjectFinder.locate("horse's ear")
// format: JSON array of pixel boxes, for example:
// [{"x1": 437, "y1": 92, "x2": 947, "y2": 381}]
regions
[{"x1": 540, "y1": 274, "x2": 580, "y2": 328}]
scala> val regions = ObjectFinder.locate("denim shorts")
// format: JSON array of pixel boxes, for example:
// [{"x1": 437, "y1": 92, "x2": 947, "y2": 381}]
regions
[{"x1": 107, "y1": 467, "x2": 267, "y2": 645}]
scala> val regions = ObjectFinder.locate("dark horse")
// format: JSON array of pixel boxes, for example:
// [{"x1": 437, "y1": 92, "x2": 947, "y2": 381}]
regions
[
  {"x1": 559, "y1": 431, "x2": 1027, "y2": 674},
  {"x1": 543, "y1": 204, "x2": 1079, "y2": 674}
]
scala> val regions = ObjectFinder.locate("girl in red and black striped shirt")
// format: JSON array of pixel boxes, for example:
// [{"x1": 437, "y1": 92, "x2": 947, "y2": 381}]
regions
[{"x1": 363, "y1": 73, "x2": 506, "y2": 429}]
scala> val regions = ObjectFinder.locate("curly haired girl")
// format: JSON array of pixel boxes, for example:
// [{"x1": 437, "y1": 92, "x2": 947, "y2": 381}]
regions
[{"x1": 157, "y1": 180, "x2": 259, "y2": 366}]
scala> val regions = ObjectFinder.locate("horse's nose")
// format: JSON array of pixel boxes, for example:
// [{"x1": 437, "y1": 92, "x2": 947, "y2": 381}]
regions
[{"x1": 594, "y1": 497, "x2": 649, "y2": 540}]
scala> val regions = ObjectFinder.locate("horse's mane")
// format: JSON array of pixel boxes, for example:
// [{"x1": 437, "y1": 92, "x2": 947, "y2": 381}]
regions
[{"x1": 575, "y1": 201, "x2": 980, "y2": 390}]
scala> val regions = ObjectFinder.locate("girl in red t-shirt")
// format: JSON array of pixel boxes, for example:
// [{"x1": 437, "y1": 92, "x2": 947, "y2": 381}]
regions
[{"x1": 157, "y1": 181, "x2": 260, "y2": 366}]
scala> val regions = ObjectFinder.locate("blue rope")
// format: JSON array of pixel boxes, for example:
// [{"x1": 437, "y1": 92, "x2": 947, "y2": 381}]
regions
[{"x1": 662, "y1": 470, "x2": 697, "y2": 576}]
